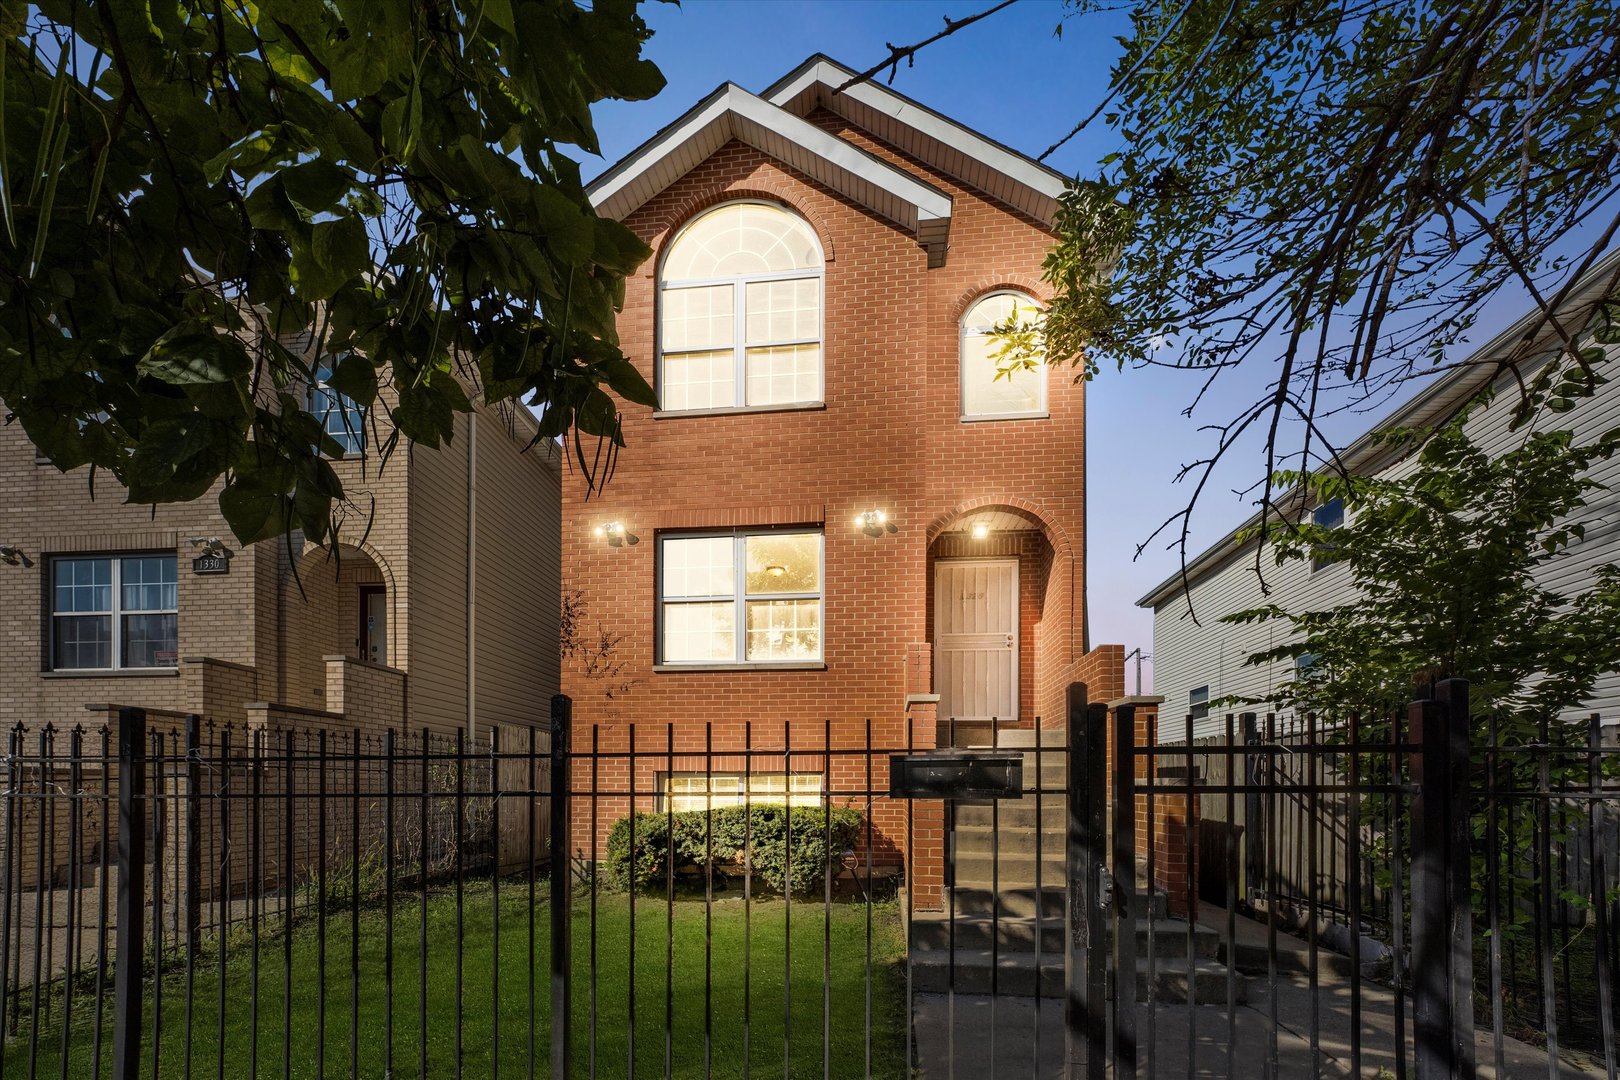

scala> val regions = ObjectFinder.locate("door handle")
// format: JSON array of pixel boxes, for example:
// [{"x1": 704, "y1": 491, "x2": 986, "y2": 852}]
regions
[{"x1": 1005, "y1": 634, "x2": 1014, "y2": 648}]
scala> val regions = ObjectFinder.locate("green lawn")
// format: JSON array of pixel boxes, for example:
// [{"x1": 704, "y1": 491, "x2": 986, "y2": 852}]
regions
[{"x1": 7, "y1": 883, "x2": 910, "y2": 1078}]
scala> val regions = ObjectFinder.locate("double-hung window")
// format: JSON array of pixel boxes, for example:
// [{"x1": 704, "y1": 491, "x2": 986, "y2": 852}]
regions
[
  {"x1": 50, "y1": 554, "x2": 178, "y2": 670},
  {"x1": 1188, "y1": 685, "x2": 1210, "y2": 722},
  {"x1": 309, "y1": 358, "x2": 365, "y2": 456},
  {"x1": 1310, "y1": 496, "x2": 1345, "y2": 572},
  {"x1": 658, "y1": 530, "x2": 823, "y2": 665},
  {"x1": 658, "y1": 202, "x2": 824, "y2": 412}
]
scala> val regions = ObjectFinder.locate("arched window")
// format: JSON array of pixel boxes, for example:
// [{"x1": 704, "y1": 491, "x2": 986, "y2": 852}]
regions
[
  {"x1": 960, "y1": 291, "x2": 1047, "y2": 420},
  {"x1": 309, "y1": 358, "x2": 365, "y2": 455},
  {"x1": 659, "y1": 202, "x2": 823, "y2": 412}
]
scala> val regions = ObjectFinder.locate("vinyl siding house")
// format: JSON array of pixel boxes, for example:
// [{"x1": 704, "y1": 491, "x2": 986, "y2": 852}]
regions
[
  {"x1": 563, "y1": 56, "x2": 1125, "y2": 892},
  {"x1": 0, "y1": 346, "x2": 562, "y2": 740},
  {"x1": 1141, "y1": 254, "x2": 1620, "y2": 738}
]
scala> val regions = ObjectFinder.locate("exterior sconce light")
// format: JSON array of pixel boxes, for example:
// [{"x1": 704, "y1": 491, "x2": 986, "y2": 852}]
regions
[
  {"x1": 593, "y1": 521, "x2": 638, "y2": 547},
  {"x1": 854, "y1": 510, "x2": 896, "y2": 537},
  {"x1": 187, "y1": 536, "x2": 231, "y2": 558},
  {"x1": 970, "y1": 522, "x2": 991, "y2": 541},
  {"x1": 0, "y1": 545, "x2": 31, "y2": 568}
]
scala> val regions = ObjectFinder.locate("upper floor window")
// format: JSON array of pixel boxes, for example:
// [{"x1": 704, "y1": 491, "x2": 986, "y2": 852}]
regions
[
  {"x1": 960, "y1": 291, "x2": 1047, "y2": 420},
  {"x1": 1188, "y1": 684, "x2": 1210, "y2": 721},
  {"x1": 310, "y1": 359, "x2": 365, "y2": 455},
  {"x1": 1310, "y1": 496, "x2": 1345, "y2": 572},
  {"x1": 50, "y1": 554, "x2": 178, "y2": 670},
  {"x1": 658, "y1": 202, "x2": 823, "y2": 413}
]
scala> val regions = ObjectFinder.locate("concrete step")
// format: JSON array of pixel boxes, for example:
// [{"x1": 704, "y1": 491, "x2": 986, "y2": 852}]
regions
[
  {"x1": 954, "y1": 801, "x2": 1067, "y2": 829},
  {"x1": 951, "y1": 824, "x2": 1064, "y2": 857},
  {"x1": 911, "y1": 913, "x2": 1220, "y2": 958},
  {"x1": 907, "y1": 948, "x2": 1246, "y2": 1002},
  {"x1": 952, "y1": 851, "x2": 1067, "y2": 883},
  {"x1": 949, "y1": 884, "x2": 1168, "y2": 921},
  {"x1": 990, "y1": 729, "x2": 1066, "y2": 749}
]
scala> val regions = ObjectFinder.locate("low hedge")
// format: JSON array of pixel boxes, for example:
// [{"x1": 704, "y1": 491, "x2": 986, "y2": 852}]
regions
[{"x1": 603, "y1": 804, "x2": 864, "y2": 895}]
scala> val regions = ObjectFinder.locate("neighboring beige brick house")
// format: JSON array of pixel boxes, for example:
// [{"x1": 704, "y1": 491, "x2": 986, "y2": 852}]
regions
[{"x1": 0, "y1": 360, "x2": 562, "y2": 738}]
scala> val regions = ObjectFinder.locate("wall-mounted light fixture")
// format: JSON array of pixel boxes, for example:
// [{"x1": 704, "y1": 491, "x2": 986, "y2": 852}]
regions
[
  {"x1": 592, "y1": 521, "x2": 638, "y2": 547},
  {"x1": 764, "y1": 564, "x2": 787, "y2": 578},
  {"x1": 970, "y1": 522, "x2": 991, "y2": 541},
  {"x1": 187, "y1": 536, "x2": 232, "y2": 558},
  {"x1": 854, "y1": 510, "x2": 896, "y2": 538},
  {"x1": 0, "y1": 545, "x2": 32, "y2": 568}
]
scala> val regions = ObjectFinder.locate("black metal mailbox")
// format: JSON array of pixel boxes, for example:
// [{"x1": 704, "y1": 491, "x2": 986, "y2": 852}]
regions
[{"x1": 888, "y1": 754, "x2": 1024, "y2": 800}]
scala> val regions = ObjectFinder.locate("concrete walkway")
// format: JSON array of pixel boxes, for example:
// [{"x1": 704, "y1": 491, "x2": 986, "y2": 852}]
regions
[
  {"x1": 911, "y1": 903, "x2": 1607, "y2": 1079},
  {"x1": 913, "y1": 973, "x2": 1603, "y2": 1078}
]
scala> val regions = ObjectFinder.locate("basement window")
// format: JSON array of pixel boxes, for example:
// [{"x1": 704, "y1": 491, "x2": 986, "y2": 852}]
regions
[{"x1": 659, "y1": 772, "x2": 823, "y2": 813}]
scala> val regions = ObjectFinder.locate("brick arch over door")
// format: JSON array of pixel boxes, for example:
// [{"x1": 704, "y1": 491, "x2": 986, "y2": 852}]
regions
[{"x1": 926, "y1": 499, "x2": 1080, "y2": 729}]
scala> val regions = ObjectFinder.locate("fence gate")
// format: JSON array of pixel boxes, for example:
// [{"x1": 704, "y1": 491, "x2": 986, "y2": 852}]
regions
[{"x1": 1080, "y1": 681, "x2": 1619, "y2": 1080}]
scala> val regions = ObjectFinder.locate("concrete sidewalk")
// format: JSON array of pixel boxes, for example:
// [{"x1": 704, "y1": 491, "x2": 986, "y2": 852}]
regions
[{"x1": 912, "y1": 973, "x2": 1603, "y2": 1078}]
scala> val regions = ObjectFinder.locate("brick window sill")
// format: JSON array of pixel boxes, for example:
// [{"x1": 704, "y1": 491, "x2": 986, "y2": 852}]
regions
[
  {"x1": 653, "y1": 662, "x2": 827, "y2": 674},
  {"x1": 42, "y1": 668, "x2": 179, "y2": 679},
  {"x1": 652, "y1": 402, "x2": 825, "y2": 420}
]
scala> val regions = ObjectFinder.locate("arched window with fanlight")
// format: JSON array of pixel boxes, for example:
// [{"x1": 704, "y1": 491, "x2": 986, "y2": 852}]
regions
[
  {"x1": 309, "y1": 358, "x2": 366, "y2": 455},
  {"x1": 959, "y1": 291, "x2": 1047, "y2": 421},
  {"x1": 658, "y1": 201, "x2": 824, "y2": 412}
]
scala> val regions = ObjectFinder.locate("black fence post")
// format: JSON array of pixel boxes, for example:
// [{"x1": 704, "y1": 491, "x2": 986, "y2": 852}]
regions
[
  {"x1": 185, "y1": 714, "x2": 201, "y2": 955},
  {"x1": 1409, "y1": 680, "x2": 1475, "y2": 1080},
  {"x1": 550, "y1": 693, "x2": 573, "y2": 1078},
  {"x1": 112, "y1": 706, "x2": 147, "y2": 1080},
  {"x1": 1240, "y1": 712, "x2": 1262, "y2": 904},
  {"x1": 1111, "y1": 703, "x2": 1139, "y2": 1080},
  {"x1": 1065, "y1": 682, "x2": 1109, "y2": 1080}
]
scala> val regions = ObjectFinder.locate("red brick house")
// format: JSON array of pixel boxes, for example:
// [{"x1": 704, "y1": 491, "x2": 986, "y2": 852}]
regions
[{"x1": 564, "y1": 57, "x2": 1123, "y2": 887}]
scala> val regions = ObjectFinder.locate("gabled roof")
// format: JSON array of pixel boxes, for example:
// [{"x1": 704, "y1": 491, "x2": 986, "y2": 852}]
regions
[
  {"x1": 1135, "y1": 247, "x2": 1620, "y2": 610},
  {"x1": 763, "y1": 55, "x2": 1068, "y2": 226},
  {"x1": 587, "y1": 56, "x2": 1071, "y2": 267}
]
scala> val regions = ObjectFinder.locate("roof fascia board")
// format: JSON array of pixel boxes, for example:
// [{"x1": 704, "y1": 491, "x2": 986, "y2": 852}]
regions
[
  {"x1": 764, "y1": 56, "x2": 1068, "y2": 217},
  {"x1": 1136, "y1": 248, "x2": 1620, "y2": 609},
  {"x1": 587, "y1": 83, "x2": 951, "y2": 259}
]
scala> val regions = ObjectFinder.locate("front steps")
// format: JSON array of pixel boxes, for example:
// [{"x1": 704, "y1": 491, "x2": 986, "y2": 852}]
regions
[{"x1": 908, "y1": 740, "x2": 1252, "y2": 1003}]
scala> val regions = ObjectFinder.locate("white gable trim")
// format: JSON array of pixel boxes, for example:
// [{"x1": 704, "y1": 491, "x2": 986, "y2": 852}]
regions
[
  {"x1": 763, "y1": 55, "x2": 1067, "y2": 227},
  {"x1": 588, "y1": 83, "x2": 953, "y2": 265}
]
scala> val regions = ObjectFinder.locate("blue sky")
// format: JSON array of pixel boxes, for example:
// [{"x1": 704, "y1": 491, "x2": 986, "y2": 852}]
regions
[{"x1": 579, "y1": 0, "x2": 1535, "y2": 690}]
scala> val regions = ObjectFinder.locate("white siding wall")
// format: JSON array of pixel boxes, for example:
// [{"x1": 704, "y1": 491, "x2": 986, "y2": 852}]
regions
[{"x1": 1153, "y1": 336, "x2": 1620, "y2": 739}]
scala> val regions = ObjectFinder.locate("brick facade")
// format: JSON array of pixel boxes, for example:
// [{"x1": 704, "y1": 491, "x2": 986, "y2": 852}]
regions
[
  {"x1": 0, "y1": 378, "x2": 562, "y2": 740},
  {"x1": 565, "y1": 89, "x2": 1121, "y2": 903}
]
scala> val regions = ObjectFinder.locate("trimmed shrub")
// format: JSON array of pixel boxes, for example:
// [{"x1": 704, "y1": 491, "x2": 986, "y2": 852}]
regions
[{"x1": 604, "y1": 804, "x2": 863, "y2": 895}]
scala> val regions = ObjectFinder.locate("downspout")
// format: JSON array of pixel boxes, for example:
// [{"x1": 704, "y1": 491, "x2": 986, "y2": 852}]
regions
[{"x1": 466, "y1": 411, "x2": 477, "y2": 741}]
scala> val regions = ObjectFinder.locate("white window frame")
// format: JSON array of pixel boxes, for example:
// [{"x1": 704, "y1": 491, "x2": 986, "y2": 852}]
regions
[
  {"x1": 1310, "y1": 496, "x2": 1346, "y2": 573},
  {"x1": 1188, "y1": 684, "x2": 1210, "y2": 721},
  {"x1": 656, "y1": 527, "x2": 825, "y2": 666},
  {"x1": 656, "y1": 201, "x2": 825, "y2": 414},
  {"x1": 48, "y1": 553, "x2": 179, "y2": 671},
  {"x1": 658, "y1": 772, "x2": 824, "y2": 813},
  {"x1": 309, "y1": 356, "x2": 366, "y2": 456},
  {"x1": 959, "y1": 289, "x2": 1048, "y2": 422}
]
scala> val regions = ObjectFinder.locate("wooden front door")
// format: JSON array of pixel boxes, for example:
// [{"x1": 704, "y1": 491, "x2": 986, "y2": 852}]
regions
[{"x1": 933, "y1": 558, "x2": 1018, "y2": 726}]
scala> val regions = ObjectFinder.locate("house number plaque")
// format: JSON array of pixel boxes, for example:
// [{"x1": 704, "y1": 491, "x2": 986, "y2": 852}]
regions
[{"x1": 191, "y1": 554, "x2": 230, "y2": 575}]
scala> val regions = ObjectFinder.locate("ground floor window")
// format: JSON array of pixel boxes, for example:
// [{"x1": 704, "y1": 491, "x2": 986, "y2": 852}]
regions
[
  {"x1": 658, "y1": 528, "x2": 823, "y2": 664},
  {"x1": 660, "y1": 772, "x2": 823, "y2": 813},
  {"x1": 49, "y1": 553, "x2": 178, "y2": 670}
]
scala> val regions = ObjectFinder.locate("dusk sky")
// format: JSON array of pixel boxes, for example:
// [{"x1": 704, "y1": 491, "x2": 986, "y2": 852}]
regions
[{"x1": 582, "y1": 0, "x2": 1535, "y2": 691}]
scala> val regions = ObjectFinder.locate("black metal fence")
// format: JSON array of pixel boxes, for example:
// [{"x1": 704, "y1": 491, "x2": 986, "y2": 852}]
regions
[
  {"x1": 1088, "y1": 681, "x2": 1620, "y2": 1080},
  {"x1": 2, "y1": 685, "x2": 1616, "y2": 1080}
]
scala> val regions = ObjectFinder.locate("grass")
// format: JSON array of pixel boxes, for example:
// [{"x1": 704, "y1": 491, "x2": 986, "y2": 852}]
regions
[{"x1": 6, "y1": 882, "x2": 910, "y2": 1079}]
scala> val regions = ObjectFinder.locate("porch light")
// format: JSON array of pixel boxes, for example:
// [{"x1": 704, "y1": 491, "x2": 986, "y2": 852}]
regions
[
  {"x1": 593, "y1": 521, "x2": 637, "y2": 547},
  {"x1": 854, "y1": 509, "x2": 894, "y2": 537},
  {"x1": 0, "y1": 545, "x2": 30, "y2": 568},
  {"x1": 970, "y1": 522, "x2": 991, "y2": 541}
]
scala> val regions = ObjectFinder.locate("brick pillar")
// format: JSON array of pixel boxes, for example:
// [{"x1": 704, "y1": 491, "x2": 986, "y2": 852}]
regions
[
  {"x1": 903, "y1": 693, "x2": 944, "y2": 911},
  {"x1": 1131, "y1": 705, "x2": 1200, "y2": 917}
]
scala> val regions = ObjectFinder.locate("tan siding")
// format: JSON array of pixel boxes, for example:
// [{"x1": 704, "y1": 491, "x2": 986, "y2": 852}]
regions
[
  {"x1": 470, "y1": 408, "x2": 563, "y2": 731},
  {"x1": 406, "y1": 413, "x2": 473, "y2": 734}
]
